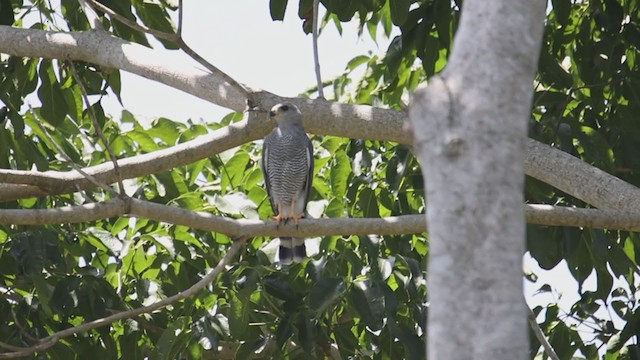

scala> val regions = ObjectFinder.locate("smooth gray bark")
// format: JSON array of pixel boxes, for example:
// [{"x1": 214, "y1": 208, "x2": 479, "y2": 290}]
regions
[{"x1": 409, "y1": 1, "x2": 546, "y2": 358}]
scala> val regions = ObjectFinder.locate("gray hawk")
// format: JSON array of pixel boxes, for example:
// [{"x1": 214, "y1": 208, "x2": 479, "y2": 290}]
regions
[{"x1": 261, "y1": 102, "x2": 314, "y2": 264}]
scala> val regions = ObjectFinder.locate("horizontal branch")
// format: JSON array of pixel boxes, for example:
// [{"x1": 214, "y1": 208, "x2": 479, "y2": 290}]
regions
[
  {"x1": 526, "y1": 141, "x2": 640, "y2": 213},
  {"x1": 524, "y1": 204, "x2": 640, "y2": 231},
  {"x1": 0, "y1": 198, "x2": 638, "y2": 234},
  {"x1": 0, "y1": 26, "x2": 246, "y2": 112},
  {"x1": 1, "y1": 26, "x2": 639, "y2": 213},
  {"x1": 0, "y1": 112, "x2": 274, "y2": 200}
]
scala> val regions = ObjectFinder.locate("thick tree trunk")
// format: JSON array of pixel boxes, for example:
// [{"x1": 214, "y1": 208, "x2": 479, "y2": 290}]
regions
[{"x1": 409, "y1": 1, "x2": 546, "y2": 359}]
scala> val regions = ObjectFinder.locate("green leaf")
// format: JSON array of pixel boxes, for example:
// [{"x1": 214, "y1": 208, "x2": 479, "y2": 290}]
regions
[
  {"x1": 334, "y1": 317, "x2": 358, "y2": 358},
  {"x1": 608, "y1": 312, "x2": 640, "y2": 353},
  {"x1": 295, "y1": 313, "x2": 315, "y2": 353},
  {"x1": 269, "y1": 0, "x2": 288, "y2": 20},
  {"x1": 275, "y1": 316, "x2": 294, "y2": 349},
  {"x1": 387, "y1": 318, "x2": 425, "y2": 360},
  {"x1": 0, "y1": 1, "x2": 15, "y2": 25},
  {"x1": 213, "y1": 192, "x2": 259, "y2": 219},
  {"x1": 551, "y1": 0, "x2": 571, "y2": 26},
  {"x1": 324, "y1": 197, "x2": 345, "y2": 218},
  {"x1": 358, "y1": 187, "x2": 380, "y2": 218},
  {"x1": 389, "y1": 0, "x2": 409, "y2": 25},
  {"x1": 133, "y1": 2, "x2": 178, "y2": 49},
  {"x1": 346, "y1": 55, "x2": 370, "y2": 70},
  {"x1": 107, "y1": 70, "x2": 122, "y2": 104},
  {"x1": 154, "y1": 317, "x2": 191, "y2": 359},
  {"x1": 86, "y1": 227, "x2": 123, "y2": 256},
  {"x1": 350, "y1": 280, "x2": 385, "y2": 331},
  {"x1": 228, "y1": 293, "x2": 251, "y2": 340},
  {"x1": 127, "y1": 130, "x2": 159, "y2": 152},
  {"x1": 307, "y1": 277, "x2": 346, "y2": 313},
  {"x1": 37, "y1": 61, "x2": 69, "y2": 126},
  {"x1": 220, "y1": 150, "x2": 250, "y2": 191},
  {"x1": 263, "y1": 274, "x2": 296, "y2": 302},
  {"x1": 146, "y1": 117, "x2": 181, "y2": 144},
  {"x1": 538, "y1": 50, "x2": 573, "y2": 89},
  {"x1": 329, "y1": 0, "x2": 357, "y2": 22},
  {"x1": 118, "y1": 333, "x2": 144, "y2": 360},
  {"x1": 434, "y1": 0, "x2": 452, "y2": 49},
  {"x1": 32, "y1": 274, "x2": 54, "y2": 315},
  {"x1": 527, "y1": 225, "x2": 563, "y2": 270},
  {"x1": 51, "y1": 276, "x2": 78, "y2": 316},
  {"x1": 330, "y1": 150, "x2": 351, "y2": 196},
  {"x1": 565, "y1": 232, "x2": 593, "y2": 286}
]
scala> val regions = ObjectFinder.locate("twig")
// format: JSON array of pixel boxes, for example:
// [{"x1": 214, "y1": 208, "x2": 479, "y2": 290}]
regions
[
  {"x1": 66, "y1": 60, "x2": 126, "y2": 196},
  {"x1": 0, "y1": 237, "x2": 247, "y2": 358},
  {"x1": 84, "y1": 0, "x2": 178, "y2": 43},
  {"x1": 83, "y1": 0, "x2": 254, "y2": 104},
  {"x1": 174, "y1": 38, "x2": 254, "y2": 104},
  {"x1": 77, "y1": 0, "x2": 104, "y2": 31},
  {"x1": 527, "y1": 307, "x2": 560, "y2": 360},
  {"x1": 0, "y1": 338, "x2": 58, "y2": 359},
  {"x1": 312, "y1": 0, "x2": 324, "y2": 99},
  {"x1": 11, "y1": 309, "x2": 39, "y2": 343},
  {"x1": 0, "y1": 342, "x2": 23, "y2": 352},
  {"x1": 28, "y1": 106, "x2": 119, "y2": 197},
  {"x1": 177, "y1": 0, "x2": 183, "y2": 38}
]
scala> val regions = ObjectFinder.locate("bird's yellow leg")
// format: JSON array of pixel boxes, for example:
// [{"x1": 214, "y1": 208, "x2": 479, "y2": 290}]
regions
[
  {"x1": 290, "y1": 200, "x2": 305, "y2": 225},
  {"x1": 273, "y1": 203, "x2": 285, "y2": 224}
]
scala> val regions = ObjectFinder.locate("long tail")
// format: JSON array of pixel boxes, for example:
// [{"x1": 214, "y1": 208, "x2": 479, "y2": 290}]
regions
[{"x1": 279, "y1": 237, "x2": 306, "y2": 265}]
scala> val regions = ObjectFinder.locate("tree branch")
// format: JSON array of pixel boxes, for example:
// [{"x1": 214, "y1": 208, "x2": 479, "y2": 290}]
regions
[
  {"x1": 410, "y1": 0, "x2": 547, "y2": 356},
  {"x1": 312, "y1": 0, "x2": 324, "y2": 98},
  {"x1": 0, "y1": 25, "x2": 408, "y2": 139},
  {"x1": 1, "y1": 26, "x2": 640, "y2": 214},
  {"x1": 527, "y1": 307, "x2": 560, "y2": 360},
  {"x1": 0, "y1": 237, "x2": 247, "y2": 359},
  {"x1": 83, "y1": 0, "x2": 254, "y2": 103},
  {"x1": 0, "y1": 198, "x2": 637, "y2": 234},
  {"x1": 526, "y1": 140, "x2": 640, "y2": 212},
  {"x1": 0, "y1": 26, "x2": 247, "y2": 112},
  {"x1": 0, "y1": 111, "x2": 273, "y2": 200},
  {"x1": 177, "y1": 0, "x2": 184, "y2": 37}
]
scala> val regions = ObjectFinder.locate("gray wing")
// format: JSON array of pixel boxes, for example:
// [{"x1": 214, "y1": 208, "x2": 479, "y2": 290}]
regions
[
  {"x1": 302, "y1": 135, "x2": 314, "y2": 207},
  {"x1": 261, "y1": 137, "x2": 278, "y2": 215}
]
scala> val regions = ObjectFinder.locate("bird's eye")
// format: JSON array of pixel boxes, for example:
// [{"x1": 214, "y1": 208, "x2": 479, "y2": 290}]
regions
[{"x1": 281, "y1": 105, "x2": 289, "y2": 112}]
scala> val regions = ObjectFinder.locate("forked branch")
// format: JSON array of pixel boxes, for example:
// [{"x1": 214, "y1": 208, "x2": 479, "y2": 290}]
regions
[{"x1": 83, "y1": 0, "x2": 254, "y2": 103}]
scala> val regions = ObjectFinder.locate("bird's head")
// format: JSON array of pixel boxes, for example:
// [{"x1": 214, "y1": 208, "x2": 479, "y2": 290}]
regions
[{"x1": 269, "y1": 102, "x2": 303, "y2": 126}]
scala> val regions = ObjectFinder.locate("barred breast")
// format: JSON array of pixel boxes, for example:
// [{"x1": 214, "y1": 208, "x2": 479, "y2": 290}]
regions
[{"x1": 264, "y1": 125, "x2": 311, "y2": 211}]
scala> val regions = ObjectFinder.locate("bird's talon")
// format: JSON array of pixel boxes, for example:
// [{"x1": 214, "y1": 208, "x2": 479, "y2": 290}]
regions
[{"x1": 292, "y1": 213, "x2": 305, "y2": 226}]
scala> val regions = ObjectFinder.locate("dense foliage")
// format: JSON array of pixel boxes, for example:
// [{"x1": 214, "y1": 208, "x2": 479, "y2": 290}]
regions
[{"x1": 0, "y1": 0, "x2": 639, "y2": 359}]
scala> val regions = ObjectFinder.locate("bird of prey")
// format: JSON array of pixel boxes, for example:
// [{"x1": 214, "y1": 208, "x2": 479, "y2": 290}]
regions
[{"x1": 262, "y1": 103, "x2": 314, "y2": 264}]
